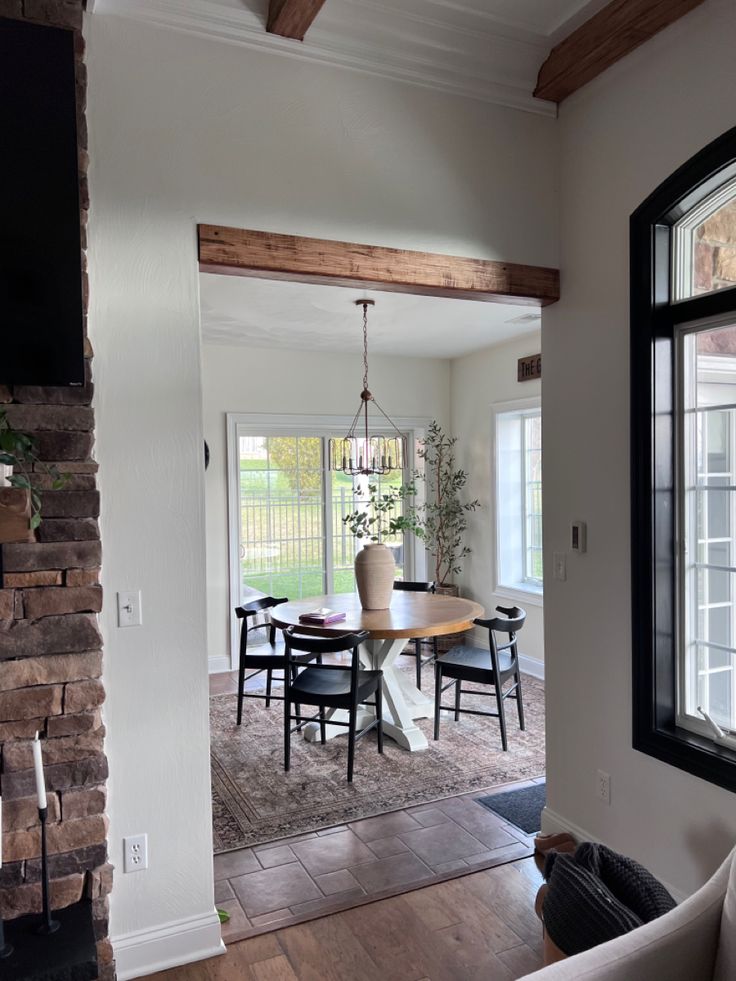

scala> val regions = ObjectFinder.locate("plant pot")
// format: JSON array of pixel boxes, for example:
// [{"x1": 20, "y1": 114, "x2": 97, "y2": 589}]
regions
[
  {"x1": 434, "y1": 583, "x2": 463, "y2": 653},
  {"x1": 355, "y1": 543, "x2": 396, "y2": 610},
  {"x1": 0, "y1": 487, "x2": 34, "y2": 544}
]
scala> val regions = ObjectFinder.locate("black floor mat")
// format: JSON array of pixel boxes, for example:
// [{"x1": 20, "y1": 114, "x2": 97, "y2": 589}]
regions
[{"x1": 476, "y1": 781, "x2": 546, "y2": 834}]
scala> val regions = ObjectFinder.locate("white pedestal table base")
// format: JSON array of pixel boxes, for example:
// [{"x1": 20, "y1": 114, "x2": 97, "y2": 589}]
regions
[{"x1": 302, "y1": 637, "x2": 434, "y2": 752}]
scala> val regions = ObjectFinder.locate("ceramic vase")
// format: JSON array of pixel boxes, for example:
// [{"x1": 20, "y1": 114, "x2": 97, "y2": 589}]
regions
[
  {"x1": 355, "y1": 543, "x2": 395, "y2": 610},
  {"x1": 0, "y1": 487, "x2": 34, "y2": 544}
]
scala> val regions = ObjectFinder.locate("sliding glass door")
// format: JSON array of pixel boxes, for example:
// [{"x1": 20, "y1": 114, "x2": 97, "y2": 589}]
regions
[{"x1": 234, "y1": 431, "x2": 408, "y2": 604}]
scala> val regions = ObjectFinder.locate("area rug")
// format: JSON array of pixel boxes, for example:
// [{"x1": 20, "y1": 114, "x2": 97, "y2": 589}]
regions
[
  {"x1": 210, "y1": 668, "x2": 545, "y2": 853},
  {"x1": 476, "y1": 780, "x2": 546, "y2": 834}
]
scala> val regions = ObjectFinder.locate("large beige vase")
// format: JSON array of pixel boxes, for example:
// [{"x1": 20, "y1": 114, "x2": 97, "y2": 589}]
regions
[{"x1": 355, "y1": 543, "x2": 396, "y2": 610}]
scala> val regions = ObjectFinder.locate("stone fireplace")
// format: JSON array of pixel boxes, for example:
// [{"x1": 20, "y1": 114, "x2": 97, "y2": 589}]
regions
[{"x1": 0, "y1": 1, "x2": 113, "y2": 977}]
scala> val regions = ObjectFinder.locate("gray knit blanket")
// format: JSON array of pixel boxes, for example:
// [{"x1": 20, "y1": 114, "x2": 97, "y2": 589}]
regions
[{"x1": 542, "y1": 842, "x2": 677, "y2": 956}]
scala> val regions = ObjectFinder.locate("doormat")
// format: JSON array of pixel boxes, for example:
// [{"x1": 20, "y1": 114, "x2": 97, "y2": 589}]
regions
[{"x1": 476, "y1": 781, "x2": 546, "y2": 834}]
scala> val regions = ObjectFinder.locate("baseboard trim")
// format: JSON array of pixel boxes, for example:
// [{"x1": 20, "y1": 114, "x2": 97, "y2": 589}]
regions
[
  {"x1": 113, "y1": 908, "x2": 225, "y2": 980},
  {"x1": 209, "y1": 655, "x2": 231, "y2": 674},
  {"x1": 519, "y1": 653, "x2": 544, "y2": 680},
  {"x1": 540, "y1": 805, "x2": 595, "y2": 842},
  {"x1": 541, "y1": 806, "x2": 686, "y2": 903}
]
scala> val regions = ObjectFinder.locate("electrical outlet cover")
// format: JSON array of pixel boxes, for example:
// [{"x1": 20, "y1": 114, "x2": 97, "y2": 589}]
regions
[{"x1": 123, "y1": 833, "x2": 148, "y2": 873}]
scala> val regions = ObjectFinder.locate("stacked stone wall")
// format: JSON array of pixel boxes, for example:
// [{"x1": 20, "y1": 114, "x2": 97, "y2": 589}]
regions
[{"x1": 0, "y1": 2, "x2": 113, "y2": 977}]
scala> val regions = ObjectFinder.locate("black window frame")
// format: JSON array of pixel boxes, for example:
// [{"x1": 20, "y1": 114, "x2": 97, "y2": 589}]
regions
[{"x1": 631, "y1": 125, "x2": 736, "y2": 794}]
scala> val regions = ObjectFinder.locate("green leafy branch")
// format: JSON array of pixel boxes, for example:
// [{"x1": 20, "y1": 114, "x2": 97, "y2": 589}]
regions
[
  {"x1": 343, "y1": 482, "x2": 421, "y2": 544},
  {"x1": 0, "y1": 410, "x2": 68, "y2": 529}
]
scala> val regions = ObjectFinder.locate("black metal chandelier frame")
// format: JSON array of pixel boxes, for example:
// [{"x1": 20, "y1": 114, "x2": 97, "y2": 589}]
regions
[{"x1": 328, "y1": 300, "x2": 407, "y2": 477}]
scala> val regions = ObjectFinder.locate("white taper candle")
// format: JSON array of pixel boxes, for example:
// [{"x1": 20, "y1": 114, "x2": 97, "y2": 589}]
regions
[{"x1": 32, "y1": 732, "x2": 47, "y2": 811}]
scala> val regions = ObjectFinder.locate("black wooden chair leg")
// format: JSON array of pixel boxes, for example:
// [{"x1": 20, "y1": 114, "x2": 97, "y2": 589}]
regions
[
  {"x1": 284, "y1": 699, "x2": 291, "y2": 772},
  {"x1": 516, "y1": 673, "x2": 525, "y2": 730},
  {"x1": 375, "y1": 684, "x2": 384, "y2": 754},
  {"x1": 319, "y1": 705, "x2": 326, "y2": 745},
  {"x1": 236, "y1": 650, "x2": 247, "y2": 726},
  {"x1": 495, "y1": 684, "x2": 508, "y2": 751},
  {"x1": 434, "y1": 663, "x2": 442, "y2": 740},
  {"x1": 265, "y1": 667, "x2": 273, "y2": 708},
  {"x1": 454, "y1": 678, "x2": 461, "y2": 721},
  {"x1": 414, "y1": 639, "x2": 422, "y2": 690},
  {"x1": 347, "y1": 706, "x2": 357, "y2": 782}
]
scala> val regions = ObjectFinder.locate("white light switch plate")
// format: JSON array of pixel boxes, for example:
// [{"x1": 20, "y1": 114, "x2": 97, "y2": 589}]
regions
[
  {"x1": 553, "y1": 552, "x2": 567, "y2": 581},
  {"x1": 117, "y1": 590, "x2": 142, "y2": 627}
]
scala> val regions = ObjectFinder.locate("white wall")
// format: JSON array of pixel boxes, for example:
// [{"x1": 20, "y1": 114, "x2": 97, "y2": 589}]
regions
[
  {"x1": 451, "y1": 333, "x2": 544, "y2": 668},
  {"x1": 85, "y1": 10, "x2": 558, "y2": 973},
  {"x1": 202, "y1": 342, "x2": 451, "y2": 665},
  {"x1": 542, "y1": 0, "x2": 736, "y2": 898}
]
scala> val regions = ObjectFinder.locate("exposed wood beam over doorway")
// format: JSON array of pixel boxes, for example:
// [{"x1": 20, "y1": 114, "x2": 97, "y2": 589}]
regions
[
  {"x1": 198, "y1": 225, "x2": 560, "y2": 307},
  {"x1": 534, "y1": 0, "x2": 706, "y2": 104},
  {"x1": 267, "y1": 0, "x2": 327, "y2": 41}
]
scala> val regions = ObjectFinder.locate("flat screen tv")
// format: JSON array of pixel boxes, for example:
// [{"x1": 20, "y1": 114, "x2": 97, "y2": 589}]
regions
[{"x1": 0, "y1": 16, "x2": 85, "y2": 386}]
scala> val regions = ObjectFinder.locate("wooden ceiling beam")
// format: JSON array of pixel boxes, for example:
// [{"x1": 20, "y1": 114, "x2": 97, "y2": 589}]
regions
[
  {"x1": 535, "y1": 0, "x2": 707, "y2": 104},
  {"x1": 267, "y1": 0, "x2": 327, "y2": 41},
  {"x1": 198, "y1": 225, "x2": 560, "y2": 307}
]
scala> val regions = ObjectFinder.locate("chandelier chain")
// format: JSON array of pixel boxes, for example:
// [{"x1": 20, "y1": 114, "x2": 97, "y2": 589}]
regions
[{"x1": 362, "y1": 302, "x2": 369, "y2": 392}]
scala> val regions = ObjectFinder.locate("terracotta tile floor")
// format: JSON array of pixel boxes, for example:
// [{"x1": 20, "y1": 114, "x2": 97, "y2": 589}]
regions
[
  {"x1": 210, "y1": 665, "x2": 542, "y2": 945},
  {"x1": 213, "y1": 783, "x2": 540, "y2": 944}
]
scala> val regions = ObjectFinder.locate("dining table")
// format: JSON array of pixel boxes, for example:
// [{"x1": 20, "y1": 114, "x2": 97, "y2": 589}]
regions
[{"x1": 270, "y1": 591, "x2": 484, "y2": 752}]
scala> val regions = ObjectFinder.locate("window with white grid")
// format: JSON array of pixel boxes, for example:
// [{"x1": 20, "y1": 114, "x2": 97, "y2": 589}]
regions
[{"x1": 495, "y1": 401, "x2": 543, "y2": 601}]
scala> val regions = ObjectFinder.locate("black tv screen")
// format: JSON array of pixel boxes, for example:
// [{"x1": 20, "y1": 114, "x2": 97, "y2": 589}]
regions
[{"x1": 0, "y1": 16, "x2": 85, "y2": 386}]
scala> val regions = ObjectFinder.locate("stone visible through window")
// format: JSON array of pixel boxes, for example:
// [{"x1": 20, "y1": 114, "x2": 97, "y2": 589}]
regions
[{"x1": 676, "y1": 178, "x2": 736, "y2": 300}]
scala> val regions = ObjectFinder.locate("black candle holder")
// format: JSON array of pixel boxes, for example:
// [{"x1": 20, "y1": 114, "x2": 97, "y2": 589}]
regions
[
  {"x1": 35, "y1": 807, "x2": 59, "y2": 936},
  {"x1": 0, "y1": 915, "x2": 12, "y2": 959}
]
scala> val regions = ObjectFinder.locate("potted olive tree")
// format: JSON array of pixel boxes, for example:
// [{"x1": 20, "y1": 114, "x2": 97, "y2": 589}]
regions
[
  {"x1": 0, "y1": 410, "x2": 66, "y2": 543},
  {"x1": 343, "y1": 482, "x2": 419, "y2": 610},
  {"x1": 409, "y1": 420, "x2": 480, "y2": 591}
]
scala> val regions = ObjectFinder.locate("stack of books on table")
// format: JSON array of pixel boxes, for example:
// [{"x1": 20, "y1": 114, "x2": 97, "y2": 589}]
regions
[{"x1": 298, "y1": 608, "x2": 347, "y2": 625}]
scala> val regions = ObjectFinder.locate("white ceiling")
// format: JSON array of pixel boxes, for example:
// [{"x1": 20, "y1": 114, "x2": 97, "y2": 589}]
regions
[
  {"x1": 199, "y1": 274, "x2": 541, "y2": 358},
  {"x1": 94, "y1": 0, "x2": 611, "y2": 115}
]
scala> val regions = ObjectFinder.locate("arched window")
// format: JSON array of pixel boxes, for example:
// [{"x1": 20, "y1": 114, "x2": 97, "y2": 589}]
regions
[{"x1": 632, "y1": 127, "x2": 736, "y2": 792}]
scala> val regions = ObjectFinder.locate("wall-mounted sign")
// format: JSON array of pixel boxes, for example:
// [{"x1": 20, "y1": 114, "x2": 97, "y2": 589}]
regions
[{"x1": 518, "y1": 353, "x2": 541, "y2": 382}]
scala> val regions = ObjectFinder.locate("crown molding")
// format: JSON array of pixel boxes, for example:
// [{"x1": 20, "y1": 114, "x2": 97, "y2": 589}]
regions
[{"x1": 92, "y1": 0, "x2": 558, "y2": 117}]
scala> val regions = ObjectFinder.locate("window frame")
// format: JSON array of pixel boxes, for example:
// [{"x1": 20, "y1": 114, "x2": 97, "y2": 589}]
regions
[
  {"x1": 675, "y1": 313, "x2": 736, "y2": 741},
  {"x1": 492, "y1": 397, "x2": 543, "y2": 607},
  {"x1": 631, "y1": 125, "x2": 736, "y2": 793}
]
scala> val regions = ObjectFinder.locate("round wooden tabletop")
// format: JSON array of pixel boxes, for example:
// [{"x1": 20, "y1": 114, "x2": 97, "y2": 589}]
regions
[{"x1": 270, "y1": 592, "x2": 484, "y2": 640}]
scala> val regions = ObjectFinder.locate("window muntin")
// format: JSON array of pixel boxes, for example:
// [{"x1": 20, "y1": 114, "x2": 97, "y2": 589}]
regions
[
  {"x1": 524, "y1": 413, "x2": 543, "y2": 584},
  {"x1": 678, "y1": 321, "x2": 736, "y2": 736},
  {"x1": 495, "y1": 405, "x2": 543, "y2": 597}
]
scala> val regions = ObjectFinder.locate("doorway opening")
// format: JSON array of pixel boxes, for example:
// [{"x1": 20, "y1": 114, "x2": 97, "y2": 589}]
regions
[{"x1": 198, "y1": 229, "x2": 549, "y2": 943}]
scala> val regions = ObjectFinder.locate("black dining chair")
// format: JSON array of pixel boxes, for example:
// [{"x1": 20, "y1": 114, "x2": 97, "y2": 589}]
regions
[
  {"x1": 283, "y1": 627, "x2": 383, "y2": 782},
  {"x1": 393, "y1": 580, "x2": 438, "y2": 690},
  {"x1": 234, "y1": 596, "x2": 290, "y2": 724},
  {"x1": 433, "y1": 605, "x2": 526, "y2": 751}
]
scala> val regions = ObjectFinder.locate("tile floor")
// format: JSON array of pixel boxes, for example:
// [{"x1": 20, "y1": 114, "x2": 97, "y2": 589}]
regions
[
  {"x1": 146, "y1": 855, "x2": 545, "y2": 980},
  {"x1": 210, "y1": 661, "x2": 542, "y2": 945},
  {"x1": 213, "y1": 780, "x2": 541, "y2": 945}
]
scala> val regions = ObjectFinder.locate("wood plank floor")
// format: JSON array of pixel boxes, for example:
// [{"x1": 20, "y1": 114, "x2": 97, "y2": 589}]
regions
[{"x1": 144, "y1": 857, "x2": 544, "y2": 981}]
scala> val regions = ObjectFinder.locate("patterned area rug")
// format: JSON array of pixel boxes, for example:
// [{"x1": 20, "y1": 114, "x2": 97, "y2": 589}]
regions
[{"x1": 211, "y1": 668, "x2": 545, "y2": 853}]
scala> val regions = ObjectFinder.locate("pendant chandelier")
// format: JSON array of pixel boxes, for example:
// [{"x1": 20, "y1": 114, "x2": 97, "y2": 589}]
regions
[{"x1": 329, "y1": 299, "x2": 407, "y2": 476}]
